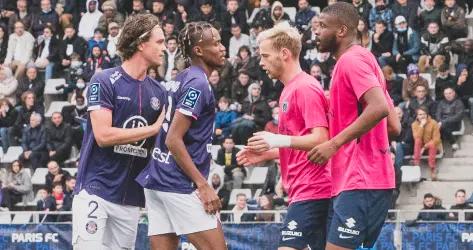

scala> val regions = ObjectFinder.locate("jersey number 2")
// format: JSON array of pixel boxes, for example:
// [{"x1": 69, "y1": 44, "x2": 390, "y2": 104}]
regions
[{"x1": 88, "y1": 201, "x2": 99, "y2": 219}]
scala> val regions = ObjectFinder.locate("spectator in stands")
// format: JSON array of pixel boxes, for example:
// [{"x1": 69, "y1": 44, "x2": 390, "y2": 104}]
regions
[
  {"x1": 158, "y1": 36, "x2": 185, "y2": 81},
  {"x1": 233, "y1": 46, "x2": 258, "y2": 80},
  {"x1": 231, "y1": 70, "x2": 251, "y2": 104},
  {"x1": 51, "y1": 181, "x2": 64, "y2": 210},
  {"x1": 254, "y1": 194, "x2": 275, "y2": 222},
  {"x1": 34, "y1": 26, "x2": 60, "y2": 80},
  {"x1": 371, "y1": 20, "x2": 394, "y2": 66},
  {"x1": 402, "y1": 64, "x2": 429, "y2": 102},
  {"x1": 4, "y1": 21, "x2": 35, "y2": 79},
  {"x1": 232, "y1": 193, "x2": 255, "y2": 223},
  {"x1": 130, "y1": 0, "x2": 148, "y2": 16},
  {"x1": 150, "y1": 0, "x2": 177, "y2": 24},
  {"x1": 419, "y1": 0, "x2": 442, "y2": 31},
  {"x1": 60, "y1": 25, "x2": 88, "y2": 70},
  {"x1": 357, "y1": 19, "x2": 372, "y2": 49},
  {"x1": 418, "y1": 21, "x2": 449, "y2": 73},
  {"x1": 20, "y1": 112, "x2": 47, "y2": 170},
  {"x1": 62, "y1": 176, "x2": 75, "y2": 211},
  {"x1": 441, "y1": 0, "x2": 467, "y2": 40},
  {"x1": 0, "y1": 66, "x2": 18, "y2": 106},
  {"x1": 36, "y1": 188, "x2": 56, "y2": 222},
  {"x1": 416, "y1": 193, "x2": 447, "y2": 221},
  {"x1": 57, "y1": 0, "x2": 85, "y2": 31},
  {"x1": 0, "y1": 25, "x2": 8, "y2": 64},
  {"x1": 16, "y1": 65, "x2": 45, "y2": 106},
  {"x1": 0, "y1": 160, "x2": 33, "y2": 210},
  {"x1": 390, "y1": 15, "x2": 420, "y2": 73},
  {"x1": 97, "y1": 0, "x2": 124, "y2": 34},
  {"x1": 61, "y1": 95, "x2": 86, "y2": 149},
  {"x1": 454, "y1": 64, "x2": 473, "y2": 123},
  {"x1": 209, "y1": 70, "x2": 230, "y2": 101},
  {"x1": 309, "y1": 63, "x2": 330, "y2": 90},
  {"x1": 82, "y1": 45, "x2": 112, "y2": 82},
  {"x1": 46, "y1": 112, "x2": 72, "y2": 164},
  {"x1": 301, "y1": 16, "x2": 320, "y2": 69},
  {"x1": 450, "y1": 39, "x2": 473, "y2": 69},
  {"x1": 435, "y1": 64, "x2": 456, "y2": 101},
  {"x1": 270, "y1": 1, "x2": 290, "y2": 27},
  {"x1": 8, "y1": 91, "x2": 43, "y2": 146},
  {"x1": 383, "y1": 65, "x2": 404, "y2": 106},
  {"x1": 174, "y1": 0, "x2": 194, "y2": 31},
  {"x1": 7, "y1": 0, "x2": 32, "y2": 34},
  {"x1": 352, "y1": 0, "x2": 372, "y2": 25},
  {"x1": 195, "y1": 0, "x2": 217, "y2": 24},
  {"x1": 215, "y1": 97, "x2": 238, "y2": 143},
  {"x1": 30, "y1": 0, "x2": 59, "y2": 38},
  {"x1": 412, "y1": 106, "x2": 442, "y2": 180},
  {"x1": 392, "y1": 106, "x2": 414, "y2": 170},
  {"x1": 406, "y1": 85, "x2": 436, "y2": 122},
  {"x1": 78, "y1": 0, "x2": 102, "y2": 40},
  {"x1": 45, "y1": 160, "x2": 71, "y2": 192},
  {"x1": 448, "y1": 189, "x2": 473, "y2": 221},
  {"x1": 87, "y1": 28, "x2": 106, "y2": 57},
  {"x1": 210, "y1": 173, "x2": 230, "y2": 211},
  {"x1": 436, "y1": 87, "x2": 464, "y2": 150},
  {"x1": 221, "y1": 0, "x2": 249, "y2": 50},
  {"x1": 228, "y1": 24, "x2": 251, "y2": 60},
  {"x1": 265, "y1": 106, "x2": 279, "y2": 134},
  {"x1": 105, "y1": 22, "x2": 121, "y2": 67},
  {"x1": 217, "y1": 136, "x2": 246, "y2": 189},
  {"x1": 391, "y1": 0, "x2": 419, "y2": 31},
  {"x1": 252, "y1": 0, "x2": 273, "y2": 29},
  {"x1": 59, "y1": 53, "x2": 86, "y2": 97},
  {"x1": 162, "y1": 19, "x2": 177, "y2": 40},
  {"x1": 0, "y1": 99, "x2": 17, "y2": 152},
  {"x1": 368, "y1": 0, "x2": 393, "y2": 31},
  {"x1": 295, "y1": 0, "x2": 316, "y2": 32}
]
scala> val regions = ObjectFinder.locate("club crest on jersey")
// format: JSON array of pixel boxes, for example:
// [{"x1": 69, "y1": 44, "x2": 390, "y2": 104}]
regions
[
  {"x1": 282, "y1": 101, "x2": 288, "y2": 112},
  {"x1": 182, "y1": 87, "x2": 201, "y2": 109},
  {"x1": 114, "y1": 116, "x2": 149, "y2": 158},
  {"x1": 150, "y1": 97, "x2": 161, "y2": 111},
  {"x1": 86, "y1": 221, "x2": 97, "y2": 234},
  {"x1": 89, "y1": 83, "x2": 100, "y2": 103}
]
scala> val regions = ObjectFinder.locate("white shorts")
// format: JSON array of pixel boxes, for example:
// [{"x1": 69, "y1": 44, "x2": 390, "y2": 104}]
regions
[
  {"x1": 72, "y1": 190, "x2": 140, "y2": 250},
  {"x1": 144, "y1": 188, "x2": 218, "y2": 236}
]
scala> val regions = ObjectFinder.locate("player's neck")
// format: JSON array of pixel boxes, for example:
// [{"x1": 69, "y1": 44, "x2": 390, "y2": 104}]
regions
[
  {"x1": 334, "y1": 39, "x2": 358, "y2": 60},
  {"x1": 279, "y1": 62, "x2": 302, "y2": 86},
  {"x1": 121, "y1": 57, "x2": 149, "y2": 81},
  {"x1": 191, "y1": 59, "x2": 214, "y2": 78}
]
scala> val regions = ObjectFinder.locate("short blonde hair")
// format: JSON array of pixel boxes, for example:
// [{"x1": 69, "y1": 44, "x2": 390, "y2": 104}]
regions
[{"x1": 257, "y1": 22, "x2": 302, "y2": 59}]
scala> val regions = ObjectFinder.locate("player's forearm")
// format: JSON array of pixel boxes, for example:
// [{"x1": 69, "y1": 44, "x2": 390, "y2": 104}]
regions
[
  {"x1": 290, "y1": 129, "x2": 329, "y2": 151},
  {"x1": 387, "y1": 106, "x2": 401, "y2": 140},
  {"x1": 263, "y1": 148, "x2": 280, "y2": 161},
  {"x1": 166, "y1": 137, "x2": 208, "y2": 187},
  {"x1": 331, "y1": 103, "x2": 389, "y2": 148},
  {"x1": 95, "y1": 126, "x2": 158, "y2": 147}
]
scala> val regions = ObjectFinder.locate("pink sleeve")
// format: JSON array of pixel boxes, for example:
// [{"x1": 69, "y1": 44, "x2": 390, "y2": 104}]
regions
[
  {"x1": 297, "y1": 82, "x2": 329, "y2": 129},
  {"x1": 342, "y1": 55, "x2": 381, "y2": 101}
]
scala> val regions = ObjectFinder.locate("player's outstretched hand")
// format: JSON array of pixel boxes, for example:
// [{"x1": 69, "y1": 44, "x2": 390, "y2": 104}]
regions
[
  {"x1": 152, "y1": 105, "x2": 166, "y2": 133},
  {"x1": 246, "y1": 131, "x2": 290, "y2": 152},
  {"x1": 308, "y1": 140, "x2": 339, "y2": 165},
  {"x1": 197, "y1": 183, "x2": 222, "y2": 215},
  {"x1": 236, "y1": 149, "x2": 266, "y2": 166}
]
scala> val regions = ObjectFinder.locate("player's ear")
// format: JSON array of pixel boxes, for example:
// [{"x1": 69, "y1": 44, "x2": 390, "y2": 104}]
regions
[
  {"x1": 137, "y1": 42, "x2": 144, "y2": 52},
  {"x1": 281, "y1": 48, "x2": 290, "y2": 60},
  {"x1": 193, "y1": 46, "x2": 203, "y2": 57},
  {"x1": 338, "y1": 25, "x2": 348, "y2": 38}
]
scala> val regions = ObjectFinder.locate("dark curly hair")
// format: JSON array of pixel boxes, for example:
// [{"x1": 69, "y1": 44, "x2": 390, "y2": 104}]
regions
[
  {"x1": 177, "y1": 21, "x2": 215, "y2": 61},
  {"x1": 117, "y1": 14, "x2": 160, "y2": 61}
]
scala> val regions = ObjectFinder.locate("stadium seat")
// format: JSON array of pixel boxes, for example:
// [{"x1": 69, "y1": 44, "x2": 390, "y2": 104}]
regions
[
  {"x1": 211, "y1": 145, "x2": 221, "y2": 161},
  {"x1": 31, "y1": 168, "x2": 49, "y2": 186},
  {"x1": 404, "y1": 148, "x2": 444, "y2": 160},
  {"x1": 0, "y1": 212, "x2": 11, "y2": 223},
  {"x1": 43, "y1": 78, "x2": 66, "y2": 95},
  {"x1": 311, "y1": 6, "x2": 321, "y2": 15},
  {"x1": 45, "y1": 101, "x2": 71, "y2": 117},
  {"x1": 228, "y1": 188, "x2": 252, "y2": 205},
  {"x1": 401, "y1": 165, "x2": 421, "y2": 183},
  {"x1": 254, "y1": 188, "x2": 263, "y2": 199},
  {"x1": 452, "y1": 120, "x2": 466, "y2": 136},
  {"x1": 11, "y1": 213, "x2": 32, "y2": 224},
  {"x1": 63, "y1": 168, "x2": 78, "y2": 177},
  {"x1": 0, "y1": 150, "x2": 3, "y2": 160},
  {"x1": 284, "y1": 7, "x2": 297, "y2": 22},
  {"x1": 1, "y1": 146, "x2": 23, "y2": 164},
  {"x1": 247, "y1": 8, "x2": 260, "y2": 24},
  {"x1": 243, "y1": 167, "x2": 268, "y2": 185}
]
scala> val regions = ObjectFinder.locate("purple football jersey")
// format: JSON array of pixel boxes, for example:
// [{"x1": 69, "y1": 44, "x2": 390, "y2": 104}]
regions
[{"x1": 136, "y1": 66, "x2": 215, "y2": 194}]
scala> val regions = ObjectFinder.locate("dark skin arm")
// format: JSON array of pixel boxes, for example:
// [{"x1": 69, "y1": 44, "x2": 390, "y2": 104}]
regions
[
  {"x1": 308, "y1": 87, "x2": 390, "y2": 164},
  {"x1": 165, "y1": 111, "x2": 221, "y2": 214}
]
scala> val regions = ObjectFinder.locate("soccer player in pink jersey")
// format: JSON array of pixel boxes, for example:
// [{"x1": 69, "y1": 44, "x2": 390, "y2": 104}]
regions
[
  {"x1": 308, "y1": 2, "x2": 401, "y2": 250},
  {"x1": 236, "y1": 22, "x2": 331, "y2": 250}
]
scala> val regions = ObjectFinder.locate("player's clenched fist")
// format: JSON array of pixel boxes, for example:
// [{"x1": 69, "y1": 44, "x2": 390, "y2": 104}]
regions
[{"x1": 197, "y1": 184, "x2": 222, "y2": 215}]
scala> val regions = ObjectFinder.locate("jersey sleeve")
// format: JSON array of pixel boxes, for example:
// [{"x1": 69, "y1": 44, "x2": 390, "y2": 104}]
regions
[
  {"x1": 342, "y1": 55, "x2": 381, "y2": 101},
  {"x1": 297, "y1": 82, "x2": 329, "y2": 129},
  {"x1": 176, "y1": 77, "x2": 209, "y2": 120},
  {"x1": 87, "y1": 73, "x2": 114, "y2": 112}
]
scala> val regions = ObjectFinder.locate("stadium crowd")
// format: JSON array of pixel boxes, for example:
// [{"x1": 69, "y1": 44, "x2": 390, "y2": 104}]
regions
[{"x1": 0, "y1": 0, "x2": 471, "y2": 223}]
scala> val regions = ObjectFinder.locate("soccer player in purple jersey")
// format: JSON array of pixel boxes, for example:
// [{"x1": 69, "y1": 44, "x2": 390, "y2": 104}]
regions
[
  {"x1": 136, "y1": 22, "x2": 227, "y2": 250},
  {"x1": 72, "y1": 14, "x2": 167, "y2": 249}
]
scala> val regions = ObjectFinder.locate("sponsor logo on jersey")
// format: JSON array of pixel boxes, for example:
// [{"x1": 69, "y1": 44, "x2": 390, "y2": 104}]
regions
[
  {"x1": 182, "y1": 87, "x2": 201, "y2": 109},
  {"x1": 113, "y1": 116, "x2": 149, "y2": 158},
  {"x1": 89, "y1": 83, "x2": 100, "y2": 102},
  {"x1": 110, "y1": 71, "x2": 122, "y2": 84}
]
